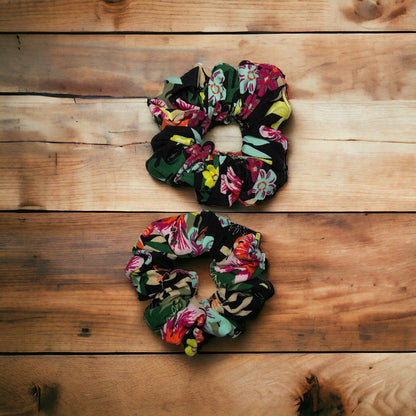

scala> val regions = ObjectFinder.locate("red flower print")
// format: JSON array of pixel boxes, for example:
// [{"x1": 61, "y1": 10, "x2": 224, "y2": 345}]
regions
[
  {"x1": 256, "y1": 66, "x2": 280, "y2": 97},
  {"x1": 246, "y1": 157, "x2": 263, "y2": 182},
  {"x1": 174, "y1": 143, "x2": 213, "y2": 183},
  {"x1": 220, "y1": 166, "x2": 242, "y2": 206},
  {"x1": 239, "y1": 94, "x2": 260, "y2": 120}
]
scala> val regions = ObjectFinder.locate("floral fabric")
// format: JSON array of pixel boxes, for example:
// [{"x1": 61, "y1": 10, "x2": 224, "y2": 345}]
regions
[
  {"x1": 125, "y1": 211, "x2": 274, "y2": 356},
  {"x1": 146, "y1": 60, "x2": 291, "y2": 207}
]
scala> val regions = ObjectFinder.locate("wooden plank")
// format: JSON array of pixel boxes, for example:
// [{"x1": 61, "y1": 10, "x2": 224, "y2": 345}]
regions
[
  {"x1": 1, "y1": 96, "x2": 416, "y2": 145},
  {"x1": 1, "y1": 137, "x2": 415, "y2": 212},
  {"x1": 0, "y1": 212, "x2": 415, "y2": 353},
  {"x1": 0, "y1": 0, "x2": 414, "y2": 32},
  {"x1": 0, "y1": 33, "x2": 415, "y2": 100},
  {"x1": 1, "y1": 353, "x2": 415, "y2": 415}
]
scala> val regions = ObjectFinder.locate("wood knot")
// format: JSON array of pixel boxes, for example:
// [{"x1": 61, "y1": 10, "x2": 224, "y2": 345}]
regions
[
  {"x1": 100, "y1": 0, "x2": 129, "y2": 13},
  {"x1": 95, "y1": 0, "x2": 129, "y2": 29},
  {"x1": 297, "y1": 374, "x2": 345, "y2": 416},
  {"x1": 353, "y1": 0, "x2": 384, "y2": 20},
  {"x1": 350, "y1": 0, "x2": 410, "y2": 21}
]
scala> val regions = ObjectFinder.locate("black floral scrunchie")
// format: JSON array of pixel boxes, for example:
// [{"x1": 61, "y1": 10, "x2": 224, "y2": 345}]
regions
[
  {"x1": 125, "y1": 211, "x2": 274, "y2": 356},
  {"x1": 146, "y1": 60, "x2": 291, "y2": 207}
]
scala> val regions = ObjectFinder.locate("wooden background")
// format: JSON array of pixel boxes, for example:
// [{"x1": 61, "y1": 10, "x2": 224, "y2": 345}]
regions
[{"x1": 0, "y1": 0, "x2": 415, "y2": 414}]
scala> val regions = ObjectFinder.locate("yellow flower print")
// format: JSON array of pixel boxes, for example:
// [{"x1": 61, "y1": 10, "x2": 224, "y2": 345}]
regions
[
  {"x1": 233, "y1": 98, "x2": 242, "y2": 116},
  {"x1": 202, "y1": 165, "x2": 219, "y2": 188},
  {"x1": 267, "y1": 93, "x2": 292, "y2": 129},
  {"x1": 170, "y1": 135, "x2": 194, "y2": 146}
]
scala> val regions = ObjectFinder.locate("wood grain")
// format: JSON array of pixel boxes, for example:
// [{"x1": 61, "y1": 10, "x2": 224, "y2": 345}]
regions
[
  {"x1": 0, "y1": 0, "x2": 414, "y2": 32},
  {"x1": 1, "y1": 212, "x2": 415, "y2": 353},
  {"x1": 1, "y1": 33, "x2": 415, "y2": 100},
  {"x1": 1, "y1": 2, "x2": 415, "y2": 414},
  {"x1": 1, "y1": 137, "x2": 415, "y2": 212},
  {"x1": 1, "y1": 95, "x2": 414, "y2": 212},
  {"x1": 2, "y1": 96, "x2": 416, "y2": 145},
  {"x1": 1, "y1": 353, "x2": 415, "y2": 416}
]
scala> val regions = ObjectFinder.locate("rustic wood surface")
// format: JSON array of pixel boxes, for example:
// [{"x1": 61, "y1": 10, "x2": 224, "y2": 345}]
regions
[
  {"x1": 2, "y1": 96, "x2": 415, "y2": 145},
  {"x1": 1, "y1": 212, "x2": 415, "y2": 353},
  {"x1": 0, "y1": 0, "x2": 414, "y2": 32},
  {"x1": 1, "y1": 96, "x2": 415, "y2": 212},
  {"x1": 1, "y1": 33, "x2": 415, "y2": 99},
  {"x1": 1, "y1": 354, "x2": 415, "y2": 416},
  {"x1": 0, "y1": 0, "x2": 415, "y2": 415}
]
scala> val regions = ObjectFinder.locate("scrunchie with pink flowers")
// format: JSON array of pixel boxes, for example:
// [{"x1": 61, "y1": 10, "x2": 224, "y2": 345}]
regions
[
  {"x1": 125, "y1": 211, "x2": 274, "y2": 356},
  {"x1": 146, "y1": 60, "x2": 291, "y2": 207}
]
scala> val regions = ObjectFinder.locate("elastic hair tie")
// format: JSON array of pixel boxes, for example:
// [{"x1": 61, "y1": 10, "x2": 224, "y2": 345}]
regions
[
  {"x1": 146, "y1": 60, "x2": 291, "y2": 207},
  {"x1": 125, "y1": 211, "x2": 274, "y2": 356}
]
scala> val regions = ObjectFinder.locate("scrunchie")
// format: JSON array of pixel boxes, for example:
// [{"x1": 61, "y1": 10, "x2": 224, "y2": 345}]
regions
[
  {"x1": 146, "y1": 60, "x2": 291, "y2": 207},
  {"x1": 125, "y1": 211, "x2": 274, "y2": 356}
]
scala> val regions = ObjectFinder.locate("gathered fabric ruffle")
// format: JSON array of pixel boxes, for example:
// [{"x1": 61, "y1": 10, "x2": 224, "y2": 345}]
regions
[
  {"x1": 125, "y1": 211, "x2": 274, "y2": 356},
  {"x1": 146, "y1": 60, "x2": 291, "y2": 207}
]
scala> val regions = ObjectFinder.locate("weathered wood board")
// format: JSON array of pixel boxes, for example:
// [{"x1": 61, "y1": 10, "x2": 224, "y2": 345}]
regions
[
  {"x1": 0, "y1": 0, "x2": 415, "y2": 415},
  {"x1": 1, "y1": 212, "x2": 415, "y2": 353},
  {"x1": 0, "y1": 0, "x2": 414, "y2": 32},
  {"x1": 1, "y1": 33, "x2": 415, "y2": 100},
  {"x1": 1, "y1": 353, "x2": 416, "y2": 416},
  {"x1": 1, "y1": 97, "x2": 415, "y2": 145},
  {"x1": 0, "y1": 96, "x2": 415, "y2": 211}
]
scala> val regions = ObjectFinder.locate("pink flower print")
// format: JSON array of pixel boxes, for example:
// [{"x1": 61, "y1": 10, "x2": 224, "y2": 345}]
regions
[
  {"x1": 250, "y1": 169, "x2": 277, "y2": 200},
  {"x1": 200, "y1": 116, "x2": 211, "y2": 133},
  {"x1": 174, "y1": 98, "x2": 200, "y2": 111},
  {"x1": 125, "y1": 255, "x2": 145, "y2": 280},
  {"x1": 214, "y1": 253, "x2": 257, "y2": 284},
  {"x1": 174, "y1": 98, "x2": 207, "y2": 128},
  {"x1": 239, "y1": 94, "x2": 260, "y2": 120},
  {"x1": 148, "y1": 98, "x2": 167, "y2": 118},
  {"x1": 168, "y1": 214, "x2": 192, "y2": 255},
  {"x1": 146, "y1": 215, "x2": 191, "y2": 255},
  {"x1": 189, "y1": 227, "x2": 213, "y2": 256},
  {"x1": 256, "y1": 66, "x2": 280, "y2": 97},
  {"x1": 209, "y1": 101, "x2": 228, "y2": 122},
  {"x1": 186, "y1": 110, "x2": 207, "y2": 128},
  {"x1": 169, "y1": 230, "x2": 192, "y2": 255},
  {"x1": 214, "y1": 233, "x2": 266, "y2": 283},
  {"x1": 146, "y1": 216, "x2": 177, "y2": 238},
  {"x1": 238, "y1": 62, "x2": 259, "y2": 94},
  {"x1": 162, "y1": 303, "x2": 205, "y2": 345},
  {"x1": 186, "y1": 143, "x2": 213, "y2": 161},
  {"x1": 208, "y1": 69, "x2": 226, "y2": 104},
  {"x1": 174, "y1": 143, "x2": 213, "y2": 183},
  {"x1": 246, "y1": 157, "x2": 263, "y2": 182},
  {"x1": 259, "y1": 125, "x2": 288, "y2": 151},
  {"x1": 220, "y1": 166, "x2": 243, "y2": 207}
]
